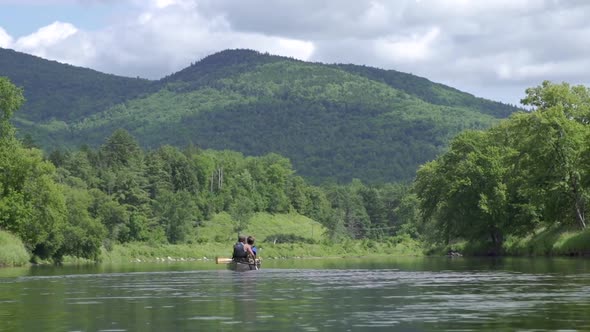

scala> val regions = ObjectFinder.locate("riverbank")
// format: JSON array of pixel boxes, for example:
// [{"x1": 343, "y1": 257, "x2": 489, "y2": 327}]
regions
[
  {"x1": 436, "y1": 226, "x2": 590, "y2": 257},
  {"x1": 5, "y1": 225, "x2": 590, "y2": 267},
  {"x1": 96, "y1": 213, "x2": 420, "y2": 263},
  {"x1": 88, "y1": 227, "x2": 590, "y2": 263},
  {"x1": 505, "y1": 226, "x2": 590, "y2": 256},
  {"x1": 98, "y1": 235, "x2": 422, "y2": 264},
  {"x1": 0, "y1": 211, "x2": 422, "y2": 266},
  {"x1": 0, "y1": 231, "x2": 29, "y2": 267},
  {"x1": 1, "y1": 236, "x2": 422, "y2": 266}
]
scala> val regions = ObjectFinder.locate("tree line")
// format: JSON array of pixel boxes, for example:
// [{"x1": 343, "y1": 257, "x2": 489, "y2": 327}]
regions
[
  {"x1": 6, "y1": 48, "x2": 515, "y2": 185},
  {"x1": 414, "y1": 81, "x2": 590, "y2": 254},
  {"x1": 3, "y1": 76, "x2": 585, "y2": 263},
  {"x1": 0, "y1": 77, "x2": 417, "y2": 263}
]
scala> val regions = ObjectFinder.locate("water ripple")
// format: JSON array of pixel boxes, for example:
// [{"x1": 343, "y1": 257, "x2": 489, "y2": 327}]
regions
[{"x1": 1, "y1": 259, "x2": 590, "y2": 331}]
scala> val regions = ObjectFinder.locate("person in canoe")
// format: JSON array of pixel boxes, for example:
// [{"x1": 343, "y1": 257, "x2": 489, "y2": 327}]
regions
[
  {"x1": 246, "y1": 236, "x2": 257, "y2": 258},
  {"x1": 232, "y1": 235, "x2": 255, "y2": 263}
]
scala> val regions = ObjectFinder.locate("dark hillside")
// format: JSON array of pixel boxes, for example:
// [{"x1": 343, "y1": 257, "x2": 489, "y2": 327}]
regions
[
  {"x1": 161, "y1": 49, "x2": 284, "y2": 84},
  {"x1": 0, "y1": 47, "x2": 155, "y2": 122},
  {"x1": 61, "y1": 55, "x2": 502, "y2": 183},
  {"x1": 1, "y1": 48, "x2": 518, "y2": 183},
  {"x1": 335, "y1": 64, "x2": 520, "y2": 118}
]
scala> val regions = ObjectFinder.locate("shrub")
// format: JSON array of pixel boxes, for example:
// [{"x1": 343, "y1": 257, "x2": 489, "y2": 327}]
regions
[{"x1": 0, "y1": 230, "x2": 30, "y2": 266}]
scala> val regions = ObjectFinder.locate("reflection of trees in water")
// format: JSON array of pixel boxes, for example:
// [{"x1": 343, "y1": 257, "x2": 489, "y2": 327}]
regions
[{"x1": 232, "y1": 272, "x2": 258, "y2": 326}]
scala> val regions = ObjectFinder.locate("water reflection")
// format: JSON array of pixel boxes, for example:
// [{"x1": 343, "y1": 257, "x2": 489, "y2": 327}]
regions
[{"x1": 1, "y1": 257, "x2": 590, "y2": 331}]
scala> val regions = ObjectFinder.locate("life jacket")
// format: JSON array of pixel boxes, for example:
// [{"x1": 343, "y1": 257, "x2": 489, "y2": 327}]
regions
[{"x1": 232, "y1": 242, "x2": 247, "y2": 259}]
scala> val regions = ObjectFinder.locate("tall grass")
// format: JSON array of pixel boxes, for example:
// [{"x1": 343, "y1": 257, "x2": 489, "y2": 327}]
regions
[
  {"x1": 196, "y1": 212, "x2": 326, "y2": 244},
  {"x1": 504, "y1": 226, "x2": 590, "y2": 256},
  {"x1": 102, "y1": 212, "x2": 423, "y2": 263},
  {"x1": 101, "y1": 242, "x2": 234, "y2": 264},
  {"x1": 0, "y1": 230, "x2": 30, "y2": 266},
  {"x1": 550, "y1": 229, "x2": 590, "y2": 255}
]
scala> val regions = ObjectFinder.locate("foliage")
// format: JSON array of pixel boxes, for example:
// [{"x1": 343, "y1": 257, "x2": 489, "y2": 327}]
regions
[
  {"x1": 56, "y1": 186, "x2": 107, "y2": 262},
  {"x1": 504, "y1": 226, "x2": 590, "y2": 256},
  {"x1": 0, "y1": 78, "x2": 112, "y2": 262},
  {"x1": 4, "y1": 49, "x2": 517, "y2": 184},
  {"x1": 7, "y1": 55, "x2": 590, "y2": 262},
  {"x1": 513, "y1": 82, "x2": 590, "y2": 229},
  {"x1": 153, "y1": 190, "x2": 199, "y2": 244},
  {"x1": 335, "y1": 63, "x2": 518, "y2": 118},
  {"x1": 48, "y1": 129, "x2": 377, "y2": 254},
  {"x1": 98, "y1": 209, "x2": 424, "y2": 263},
  {"x1": 0, "y1": 48, "x2": 154, "y2": 122},
  {"x1": 0, "y1": 78, "x2": 70, "y2": 261},
  {"x1": 0, "y1": 230, "x2": 30, "y2": 266},
  {"x1": 0, "y1": 76, "x2": 25, "y2": 139},
  {"x1": 316, "y1": 180, "x2": 422, "y2": 243},
  {"x1": 414, "y1": 81, "x2": 590, "y2": 254}
]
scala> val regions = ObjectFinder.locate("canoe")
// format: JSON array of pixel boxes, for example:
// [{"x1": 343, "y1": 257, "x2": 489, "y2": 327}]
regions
[{"x1": 227, "y1": 259, "x2": 261, "y2": 272}]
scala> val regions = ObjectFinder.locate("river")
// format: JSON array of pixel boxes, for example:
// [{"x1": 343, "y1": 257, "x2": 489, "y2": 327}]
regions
[{"x1": 1, "y1": 257, "x2": 590, "y2": 331}]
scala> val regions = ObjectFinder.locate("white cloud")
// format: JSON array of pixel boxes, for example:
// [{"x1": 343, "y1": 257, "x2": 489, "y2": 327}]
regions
[
  {"x1": 4, "y1": 0, "x2": 590, "y2": 105},
  {"x1": 360, "y1": 1, "x2": 390, "y2": 30},
  {"x1": 153, "y1": 0, "x2": 177, "y2": 8},
  {"x1": 150, "y1": 0, "x2": 193, "y2": 10},
  {"x1": 421, "y1": 0, "x2": 544, "y2": 16},
  {"x1": 374, "y1": 27, "x2": 440, "y2": 63},
  {"x1": 4, "y1": 2, "x2": 314, "y2": 79},
  {"x1": 0, "y1": 27, "x2": 13, "y2": 48},
  {"x1": 272, "y1": 39, "x2": 315, "y2": 60},
  {"x1": 496, "y1": 59, "x2": 590, "y2": 82},
  {"x1": 14, "y1": 22, "x2": 78, "y2": 57}
]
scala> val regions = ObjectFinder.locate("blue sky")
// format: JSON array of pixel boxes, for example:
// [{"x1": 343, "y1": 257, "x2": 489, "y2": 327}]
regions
[
  {"x1": 0, "y1": 1, "x2": 141, "y2": 37},
  {"x1": 1, "y1": 0, "x2": 589, "y2": 106}
]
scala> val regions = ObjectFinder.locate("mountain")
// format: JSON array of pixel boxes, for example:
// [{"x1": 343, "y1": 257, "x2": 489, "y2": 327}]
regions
[
  {"x1": 0, "y1": 47, "x2": 156, "y2": 122},
  {"x1": 0, "y1": 48, "x2": 520, "y2": 183},
  {"x1": 334, "y1": 64, "x2": 515, "y2": 118}
]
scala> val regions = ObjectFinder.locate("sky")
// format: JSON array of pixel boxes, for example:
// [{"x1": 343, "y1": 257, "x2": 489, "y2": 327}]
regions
[{"x1": 0, "y1": 0, "x2": 589, "y2": 105}]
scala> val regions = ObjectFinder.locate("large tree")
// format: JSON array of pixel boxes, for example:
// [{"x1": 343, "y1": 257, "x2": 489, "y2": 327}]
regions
[
  {"x1": 0, "y1": 77, "x2": 24, "y2": 140},
  {"x1": 0, "y1": 78, "x2": 68, "y2": 260},
  {"x1": 516, "y1": 81, "x2": 590, "y2": 229},
  {"x1": 414, "y1": 81, "x2": 590, "y2": 253}
]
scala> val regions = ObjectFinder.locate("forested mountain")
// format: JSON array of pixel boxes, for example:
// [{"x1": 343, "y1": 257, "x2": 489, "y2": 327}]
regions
[
  {"x1": 0, "y1": 48, "x2": 155, "y2": 122},
  {"x1": 334, "y1": 64, "x2": 515, "y2": 118},
  {"x1": 1, "y1": 48, "x2": 520, "y2": 183}
]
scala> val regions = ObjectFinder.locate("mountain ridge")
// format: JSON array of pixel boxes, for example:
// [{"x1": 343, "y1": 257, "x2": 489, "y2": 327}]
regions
[
  {"x1": 0, "y1": 47, "x2": 156, "y2": 122},
  {"x1": 0, "y1": 47, "x2": 520, "y2": 183}
]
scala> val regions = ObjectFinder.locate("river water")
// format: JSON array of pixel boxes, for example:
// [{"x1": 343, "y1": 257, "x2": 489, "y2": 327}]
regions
[{"x1": 1, "y1": 257, "x2": 590, "y2": 331}]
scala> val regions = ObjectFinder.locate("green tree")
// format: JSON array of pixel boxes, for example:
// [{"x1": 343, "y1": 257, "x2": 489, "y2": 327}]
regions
[
  {"x1": 229, "y1": 196, "x2": 255, "y2": 235},
  {"x1": 0, "y1": 76, "x2": 24, "y2": 140},
  {"x1": 415, "y1": 130, "x2": 536, "y2": 252},
  {"x1": 153, "y1": 190, "x2": 199, "y2": 244},
  {"x1": 379, "y1": 183, "x2": 419, "y2": 238},
  {"x1": 154, "y1": 145, "x2": 198, "y2": 193},
  {"x1": 325, "y1": 181, "x2": 370, "y2": 239},
  {"x1": 88, "y1": 188, "x2": 129, "y2": 241},
  {"x1": 514, "y1": 81, "x2": 590, "y2": 229},
  {"x1": 0, "y1": 78, "x2": 70, "y2": 261},
  {"x1": 99, "y1": 128, "x2": 142, "y2": 168},
  {"x1": 56, "y1": 186, "x2": 107, "y2": 261},
  {"x1": 359, "y1": 186, "x2": 387, "y2": 238},
  {"x1": 0, "y1": 142, "x2": 68, "y2": 261}
]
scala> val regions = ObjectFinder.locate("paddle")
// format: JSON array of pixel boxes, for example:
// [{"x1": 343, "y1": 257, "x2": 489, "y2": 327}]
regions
[{"x1": 215, "y1": 257, "x2": 232, "y2": 264}]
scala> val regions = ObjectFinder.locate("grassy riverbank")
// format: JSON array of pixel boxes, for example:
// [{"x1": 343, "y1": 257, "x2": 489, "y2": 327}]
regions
[
  {"x1": 433, "y1": 226, "x2": 590, "y2": 257},
  {"x1": 98, "y1": 237, "x2": 422, "y2": 264},
  {"x1": 8, "y1": 210, "x2": 590, "y2": 267},
  {"x1": 81, "y1": 225, "x2": 590, "y2": 263},
  {"x1": 2, "y1": 212, "x2": 423, "y2": 266},
  {"x1": 505, "y1": 227, "x2": 590, "y2": 256},
  {"x1": 99, "y1": 212, "x2": 423, "y2": 263},
  {"x1": 0, "y1": 230, "x2": 29, "y2": 266}
]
